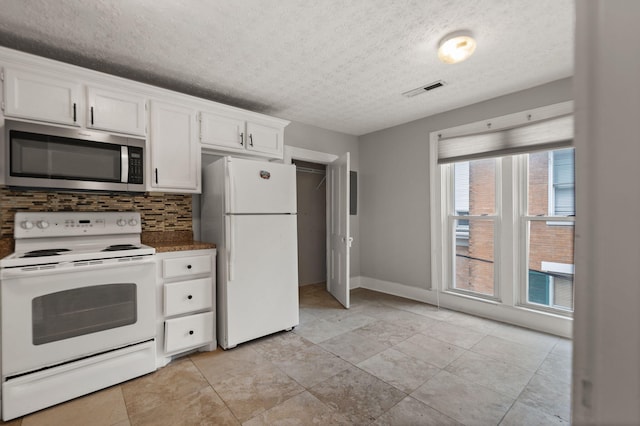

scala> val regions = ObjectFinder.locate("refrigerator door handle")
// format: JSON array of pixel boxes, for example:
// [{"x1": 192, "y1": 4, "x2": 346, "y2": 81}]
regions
[
  {"x1": 226, "y1": 160, "x2": 234, "y2": 213},
  {"x1": 227, "y1": 215, "x2": 235, "y2": 281}
]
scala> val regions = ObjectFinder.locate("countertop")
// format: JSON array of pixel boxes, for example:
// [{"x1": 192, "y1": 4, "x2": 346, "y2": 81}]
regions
[{"x1": 141, "y1": 231, "x2": 216, "y2": 253}]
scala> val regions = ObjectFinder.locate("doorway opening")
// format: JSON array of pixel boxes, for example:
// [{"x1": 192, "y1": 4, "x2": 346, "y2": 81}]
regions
[
  {"x1": 294, "y1": 160, "x2": 327, "y2": 289},
  {"x1": 285, "y1": 146, "x2": 351, "y2": 310}
]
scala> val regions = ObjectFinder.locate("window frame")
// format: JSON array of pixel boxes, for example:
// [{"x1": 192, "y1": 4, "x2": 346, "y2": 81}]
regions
[
  {"x1": 445, "y1": 158, "x2": 502, "y2": 301},
  {"x1": 520, "y1": 151, "x2": 575, "y2": 316},
  {"x1": 429, "y1": 101, "x2": 575, "y2": 334}
]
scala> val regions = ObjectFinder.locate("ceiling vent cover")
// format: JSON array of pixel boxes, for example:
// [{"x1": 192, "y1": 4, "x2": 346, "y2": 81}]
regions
[{"x1": 402, "y1": 80, "x2": 446, "y2": 97}]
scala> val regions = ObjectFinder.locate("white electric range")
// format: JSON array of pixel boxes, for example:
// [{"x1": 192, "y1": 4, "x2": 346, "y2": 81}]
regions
[{"x1": 0, "y1": 211, "x2": 157, "y2": 420}]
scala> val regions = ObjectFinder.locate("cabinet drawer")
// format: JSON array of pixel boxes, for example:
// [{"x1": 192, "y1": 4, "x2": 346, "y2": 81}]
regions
[
  {"x1": 164, "y1": 312, "x2": 214, "y2": 354},
  {"x1": 164, "y1": 278, "x2": 212, "y2": 317},
  {"x1": 162, "y1": 254, "x2": 211, "y2": 278}
]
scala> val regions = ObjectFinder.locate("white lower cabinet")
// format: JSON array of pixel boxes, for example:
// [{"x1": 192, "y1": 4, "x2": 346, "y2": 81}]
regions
[{"x1": 156, "y1": 249, "x2": 216, "y2": 367}]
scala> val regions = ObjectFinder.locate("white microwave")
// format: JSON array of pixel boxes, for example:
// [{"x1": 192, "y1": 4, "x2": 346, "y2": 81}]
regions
[{"x1": 5, "y1": 120, "x2": 145, "y2": 192}]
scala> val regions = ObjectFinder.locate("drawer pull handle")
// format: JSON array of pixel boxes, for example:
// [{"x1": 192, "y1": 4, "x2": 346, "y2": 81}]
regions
[
  {"x1": 187, "y1": 294, "x2": 193, "y2": 300},
  {"x1": 189, "y1": 330, "x2": 194, "y2": 335},
  {"x1": 187, "y1": 264, "x2": 192, "y2": 269}
]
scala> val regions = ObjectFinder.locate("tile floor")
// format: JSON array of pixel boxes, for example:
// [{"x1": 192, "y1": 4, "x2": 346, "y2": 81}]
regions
[{"x1": 3, "y1": 284, "x2": 572, "y2": 425}]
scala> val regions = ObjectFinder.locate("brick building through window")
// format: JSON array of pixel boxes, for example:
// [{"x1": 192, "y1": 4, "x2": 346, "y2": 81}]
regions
[{"x1": 454, "y1": 148, "x2": 575, "y2": 310}]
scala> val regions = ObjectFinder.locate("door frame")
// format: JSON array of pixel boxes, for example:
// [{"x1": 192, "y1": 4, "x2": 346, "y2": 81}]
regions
[
  {"x1": 284, "y1": 146, "x2": 341, "y2": 296},
  {"x1": 284, "y1": 146, "x2": 338, "y2": 166}
]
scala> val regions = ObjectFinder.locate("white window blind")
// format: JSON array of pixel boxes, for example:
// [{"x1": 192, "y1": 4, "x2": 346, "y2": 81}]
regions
[{"x1": 438, "y1": 115, "x2": 574, "y2": 164}]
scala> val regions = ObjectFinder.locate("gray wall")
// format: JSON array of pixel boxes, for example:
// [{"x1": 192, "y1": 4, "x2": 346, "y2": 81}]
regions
[
  {"x1": 358, "y1": 77, "x2": 573, "y2": 289},
  {"x1": 284, "y1": 121, "x2": 360, "y2": 278}
]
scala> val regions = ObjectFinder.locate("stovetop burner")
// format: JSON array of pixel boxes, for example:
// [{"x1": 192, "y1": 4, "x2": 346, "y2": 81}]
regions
[
  {"x1": 101, "y1": 244, "x2": 140, "y2": 252},
  {"x1": 21, "y1": 249, "x2": 71, "y2": 258}
]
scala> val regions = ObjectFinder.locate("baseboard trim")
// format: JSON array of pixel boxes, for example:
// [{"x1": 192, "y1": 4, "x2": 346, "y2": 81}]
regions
[
  {"x1": 357, "y1": 276, "x2": 572, "y2": 338},
  {"x1": 349, "y1": 276, "x2": 362, "y2": 290}
]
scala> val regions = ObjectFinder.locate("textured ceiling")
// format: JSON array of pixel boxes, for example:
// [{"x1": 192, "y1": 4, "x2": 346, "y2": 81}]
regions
[{"x1": 0, "y1": 0, "x2": 574, "y2": 136}]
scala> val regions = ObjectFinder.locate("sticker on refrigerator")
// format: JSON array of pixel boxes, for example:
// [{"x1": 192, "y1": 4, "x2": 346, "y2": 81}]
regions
[{"x1": 259, "y1": 170, "x2": 271, "y2": 180}]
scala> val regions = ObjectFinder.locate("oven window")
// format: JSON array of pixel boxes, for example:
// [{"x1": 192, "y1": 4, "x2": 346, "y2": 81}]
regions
[{"x1": 32, "y1": 284, "x2": 137, "y2": 345}]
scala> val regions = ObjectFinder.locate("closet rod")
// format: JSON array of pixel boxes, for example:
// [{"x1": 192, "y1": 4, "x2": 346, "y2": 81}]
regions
[{"x1": 295, "y1": 166, "x2": 326, "y2": 175}]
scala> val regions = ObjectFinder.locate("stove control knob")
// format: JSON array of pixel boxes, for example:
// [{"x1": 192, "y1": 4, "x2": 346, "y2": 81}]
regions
[
  {"x1": 128, "y1": 218, "x2": 138, "y2": 227},
  {"x1": 36, "y1": 220, "x2": 49, "y2": 229},
  {"x1": 116, "y1": 218, "x2": 127, "y2": 227},
  {"x1": 21, "y1": 220, "x2": 34, "y2": 230}
]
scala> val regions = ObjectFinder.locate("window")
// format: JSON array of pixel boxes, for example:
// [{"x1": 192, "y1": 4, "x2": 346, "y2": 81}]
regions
[
  {"x1": 441, "y1": 150, "x2": 575, "y2": 315},
  {"x1": 525, "y1": 148, "x2": 575, "y2": 312},
  {"x1": 432, "y1": 104, "x2": 575, "y2": 326},
  {"x1": 451, "y1": 159, "x2": 498, "y2": 298}
]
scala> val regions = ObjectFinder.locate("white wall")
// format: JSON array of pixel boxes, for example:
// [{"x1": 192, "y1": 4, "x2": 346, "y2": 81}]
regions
[
  {"x1": 359, "y1": 78, "x2": 573, "y2": 290},
  {"x1": 284, "y1": 121, "x2": 360, "y2": 278},
  {"x1": 572, "y1": 1, "x2": 640, "y2": 423}
]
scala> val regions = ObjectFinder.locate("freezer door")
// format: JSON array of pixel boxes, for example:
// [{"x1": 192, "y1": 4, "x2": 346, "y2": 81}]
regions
[
  {"x1": 226, "y1": 157, "x2": 296, "y2": 213},
  {"x1": 221, "y1": 214, "x2": 298, "y2": 348}
]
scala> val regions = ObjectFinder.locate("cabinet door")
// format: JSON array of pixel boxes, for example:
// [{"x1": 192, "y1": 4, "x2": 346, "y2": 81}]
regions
[
  {"x1": 86, "y1": 86, "x2": 146, "y2": 136},
  {"x1": 199, "y1": 112, "x2": 246, "y2": 153},
  {"x1": 246, "y1": 121, "x2": 283, "y2": 157},
  {"x1": 149, "y1": 100, "x2": 200, "y2": 192},
  {"x1": 3, "y1": 67, "x2": 81, "y2": 126}
]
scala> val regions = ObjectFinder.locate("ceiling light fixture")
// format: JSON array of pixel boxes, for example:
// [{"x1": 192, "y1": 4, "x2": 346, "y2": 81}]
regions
[{"x1": 438, "y1": 31, "x2": 476, "y2": 64}]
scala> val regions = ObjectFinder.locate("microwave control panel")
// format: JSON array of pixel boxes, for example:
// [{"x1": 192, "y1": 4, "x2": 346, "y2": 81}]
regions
[{"x1": 128, "y1": 146, "x2": 144, "y2": 184}]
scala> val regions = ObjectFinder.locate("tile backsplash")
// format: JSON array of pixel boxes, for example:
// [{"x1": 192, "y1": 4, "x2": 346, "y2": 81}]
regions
[{"x1": 0, "y1": 188, "x2": 193, "y2": 239}]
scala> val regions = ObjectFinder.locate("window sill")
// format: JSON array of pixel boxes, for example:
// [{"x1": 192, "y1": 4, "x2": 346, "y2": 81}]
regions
[
  {"x1": 515, "y1": 302, "x2": 574, "y2": 319},
  {"x1": 443, "y1": 289, "x2": 501, "y2": 305}
]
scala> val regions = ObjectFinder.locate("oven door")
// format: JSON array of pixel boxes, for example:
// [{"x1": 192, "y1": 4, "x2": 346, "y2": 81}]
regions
[{"x1": 1, "y1": 256, "x2": 156, "y2": 376}]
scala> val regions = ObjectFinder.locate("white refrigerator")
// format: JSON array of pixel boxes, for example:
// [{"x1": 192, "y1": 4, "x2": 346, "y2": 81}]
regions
[{"x1": 201, "y1": 156, "x2": 299, "y2": 349}]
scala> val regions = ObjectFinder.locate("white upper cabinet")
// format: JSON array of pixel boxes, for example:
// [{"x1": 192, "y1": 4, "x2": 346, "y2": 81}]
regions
[
  {"x1": 2, "y1": 67, "x2": 147, "y2": 136},
  {"x1": 149, "y1": 100, "x2": 200, "y2": 193},
  {"x1": 246, "y1": 121, "x2": 283, "y2": 156},
  {"x1": 200, "y1": 111, "x2": 287, "y2": 159},
  {"x1": 3, "y1": 66, "x2": 82, "y2": 126},
  {"x1": 199, "y1": 112, "x2": 246, "y2": 153},
  {"x1": 86, "y1": 86, "x2": 146, "y2": 136}
]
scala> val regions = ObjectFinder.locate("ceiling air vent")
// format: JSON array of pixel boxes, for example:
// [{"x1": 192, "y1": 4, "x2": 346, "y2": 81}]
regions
[{"x1": 402, "y1": 80, "x2": 446, "y2": 97}]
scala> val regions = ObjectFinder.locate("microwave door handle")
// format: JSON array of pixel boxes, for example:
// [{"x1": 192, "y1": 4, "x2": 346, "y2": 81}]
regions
[{"x1": 121, "y1": 146, "x2": 129, "y2": 183}]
